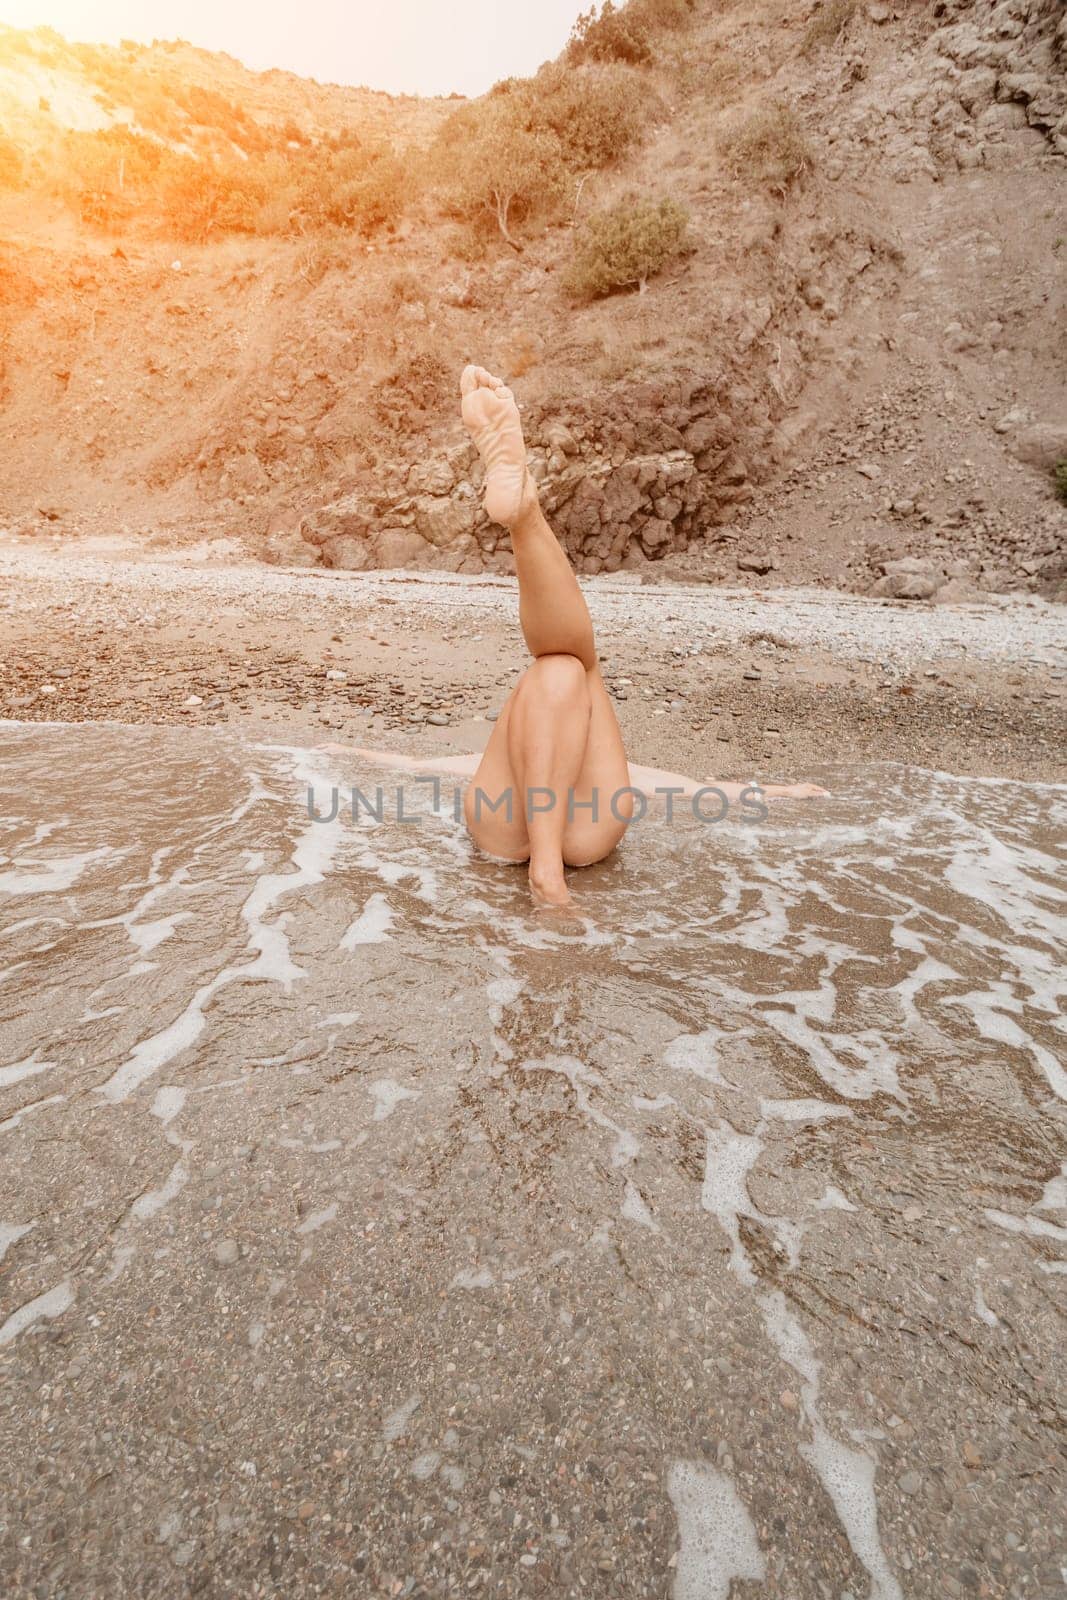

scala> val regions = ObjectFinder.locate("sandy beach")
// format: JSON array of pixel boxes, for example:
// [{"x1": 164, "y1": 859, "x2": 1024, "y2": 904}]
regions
[{"x1": 2, "y1": 544, "x2": 1064, "y2": 786}]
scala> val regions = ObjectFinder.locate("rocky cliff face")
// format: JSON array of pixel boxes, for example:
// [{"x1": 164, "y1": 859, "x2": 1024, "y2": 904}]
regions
[
  {"x1": 267, "y1": 0, "x2": 1066, "y2": 590},
  {"x1": 289, "y1": 374, "x2": 771, "y2": 575},
  {"x1": 1, "y1": 0, "x2": 1063, "y2": 597}
]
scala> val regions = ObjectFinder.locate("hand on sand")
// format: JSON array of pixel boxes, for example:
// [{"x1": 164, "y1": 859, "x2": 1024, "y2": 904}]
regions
[{"x1": 460, "y1": 364, "x2": 536, "y2": 527}]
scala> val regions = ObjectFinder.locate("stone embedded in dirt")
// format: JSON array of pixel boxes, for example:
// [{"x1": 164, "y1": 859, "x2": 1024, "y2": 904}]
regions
[
  {"x1": 934, "y1": 577, "x2": 983, "y2": 604},
  {"x1": 1008, "y1": 423, "x2": 1067, "y2": 473},
  {"x1": 736, "y1": 551, "x2": 774, "y2": 574},
  {"x1": 214, "y1": 1239, "x2": 239, "y2": 1267},
  {"x1": 639, "y1": 519, "x2": 673, "y2": 557},
  {"x1": 871, "y1": 558, "x2": 942, "y2": 600},
  {"x1": 373, "y1": 529, "x2": 431, "y2": 569},
  {"x1": 994, "y1": 405, "x2": 1032, "y2": 435},
  {"x1": 544, "y1": 423, "x2": 578, "y2": 457},
  {"x1": 944, "y1": 322, "x2": 979, "y2": 353}
]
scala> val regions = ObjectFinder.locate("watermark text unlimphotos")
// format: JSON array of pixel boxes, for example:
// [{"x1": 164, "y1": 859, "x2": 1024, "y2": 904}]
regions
[{"x1": 306, "y1": 781, "x2": 770, "y2": 826}]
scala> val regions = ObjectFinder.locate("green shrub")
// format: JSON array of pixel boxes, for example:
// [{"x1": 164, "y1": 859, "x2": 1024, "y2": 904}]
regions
[
  {"x1": 1054, "y1": 460, "x2": 1067, "y2": 505},
  {"x1": 301, "y1": 142, "x2": 408, "y2": 235},
  {"x1": 563, "y1": 195, "x2": 689, "y2": 298},
  {"x1": 718, "y1": 102, "x2": 811, "y2": 191},
  {"x1": 567, "y1": 0, "x2": 694, "y2": 65},
  {"x1": 432, "y1": 97, "x2": 564, "y2": 251},
  {"x1": 532, "y1": 62, "x2": 655, "y2": 170},
  {"x1": 158, "y1": 155, "x2": 268, "y2": 240}
]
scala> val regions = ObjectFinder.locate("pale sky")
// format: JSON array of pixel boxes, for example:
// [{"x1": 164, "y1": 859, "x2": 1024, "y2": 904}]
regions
[{"x1": 0, "y1": 0, "x2": 591, "y2": 96}]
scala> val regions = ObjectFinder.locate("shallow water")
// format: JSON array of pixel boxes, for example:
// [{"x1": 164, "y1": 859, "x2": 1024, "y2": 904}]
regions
[{"x1": 0, "y1": 722, "x2": 1064, "y2": 1597}]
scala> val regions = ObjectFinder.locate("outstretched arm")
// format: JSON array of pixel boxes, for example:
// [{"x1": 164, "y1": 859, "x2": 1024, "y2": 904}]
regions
[
  {"x1": 627, "y1": 762, "x2": 828, "y2": 802},
  {"x1": 316, "y1": 741, "x2": 480, "y2": 778}
]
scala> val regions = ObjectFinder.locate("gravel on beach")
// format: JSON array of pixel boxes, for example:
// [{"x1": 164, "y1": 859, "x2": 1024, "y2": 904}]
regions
[{"x1": 1, "y1": 546, "x2": 1064, "y2": 784}]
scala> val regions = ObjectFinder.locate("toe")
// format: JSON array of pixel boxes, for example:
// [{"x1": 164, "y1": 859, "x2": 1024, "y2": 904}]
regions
[{"x1": 460, "y1": 364, "x2": 479, "y2": 396}]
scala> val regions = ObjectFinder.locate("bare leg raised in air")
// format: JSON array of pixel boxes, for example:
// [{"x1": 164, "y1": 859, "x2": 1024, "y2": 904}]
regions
[
  {"x1": 318, "y1": 365, "x2": 828, "y2": 908},
  {"x1": 459, "y1": 364, "x2": 634, "y2": 906}
]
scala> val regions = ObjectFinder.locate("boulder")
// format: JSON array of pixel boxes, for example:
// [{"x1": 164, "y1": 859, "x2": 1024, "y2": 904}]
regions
[
  {"x1": 957, "y1": 68, "x2": 998, "y2": 114},
  {"x1": 262, "y1": 529, "x2": 319, "y2": 568},
  {"x1": 544, "y1": 423, "x2": 579, "y2": 457},
  {"x1": 736, "y1": 550, "x2": 775, "y2": 575},
  {"x1": 600, "y1": 465, "x2": 646, "y2": 524},
  {"x1": 373, "y1": 528, "x2": 431, "y2": 568},
  {"x1": 684, "y1": 415, "x2": 730, "y2": 455},
  {"x1": 934, "y1": 576, "x2": 983, "y2": 603},
  {"x1": 1034, "y1": 555, "x2": 1067, "y2": 603},
  {"x1": 871, "y1": 557, "x2": 941, "y2": 599},
  {"x1": 1008, "y1": 423, "x2": 1067, "y2": 473},
  {"x1": 411, "y1": 494, "x2": 476, "y2": 547},
  {"x1": 407, "y1": 458, "x2": 456, "y2": 496},
  {"x1": 638, "y1": 519, "x2": 673, "y2": 558},
  {"x1": 324, "y1": 536, "x2": 372, "y2": 571}
]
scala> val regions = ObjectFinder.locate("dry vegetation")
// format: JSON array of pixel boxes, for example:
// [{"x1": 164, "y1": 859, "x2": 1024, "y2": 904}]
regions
[
  {"x1": 717, "y1": 101, "x2": 812, "y2": 191},
  {"x1": 801, "y1": 0, "x2": 858, "y2": 54},
  {"x1": 0, "y1": 4, "x2": 697, "y2": 285},
  {"x1": 563, "y1": 196, "x2": 690, "y2": 298}
]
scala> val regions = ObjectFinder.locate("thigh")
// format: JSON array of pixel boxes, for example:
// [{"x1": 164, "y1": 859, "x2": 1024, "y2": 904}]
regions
[
  {"x1": 561, "y1": 668, "x2": 634, "y2": 868},
  {"x1": 463, "y1": 691, "x2": 530, "y2": 862}
]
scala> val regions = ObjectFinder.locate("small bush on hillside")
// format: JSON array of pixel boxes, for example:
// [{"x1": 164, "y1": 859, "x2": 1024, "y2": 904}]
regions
[
  {"x1": 563, "y1": 196, "x2": 689, "y2": 298},
  {"x1": 567, "y1": 0, "x2": 695, "y2": 65},
  {"x1": 718, "y1": 103, "x2": 811, "y2": 192},
  {"x1": 677, "y1": 50, "x2": 745, "y2": 105},
  {"x1": 301, "y1": 143, "x2": 408, "y2": 235},
  {"x1": 531, "y1": 62, "x2": 656, "y2": 170},
  {"x1": 387, "y1": 266, "x2": 424, "y2": 304},
  {"x1": 433, "y1": 97, "x2": 565, "y2": 251},
  {"x1": 295, "y1": 233, "x2": 353, "y2": 285},
  {"x1": 801, "y1": 0, "x2": 858, "y2": 53},
  {"x1": 159, "y1": 154, "x2": 270, "y2": 240},
  {"x1": 1054, "y1": 460, "x2": 1067, "y2": 505},
  {"x1": 444, "y1": 216, "x2": 499, "y2": 263}
]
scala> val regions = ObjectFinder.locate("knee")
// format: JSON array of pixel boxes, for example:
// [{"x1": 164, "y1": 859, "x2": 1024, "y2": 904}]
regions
[{"x1": 525, "y1": 652, "x2": 589, "y2": 706}]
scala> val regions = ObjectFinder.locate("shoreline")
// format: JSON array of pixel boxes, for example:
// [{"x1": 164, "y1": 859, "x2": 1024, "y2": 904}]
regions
[{"x1": 1, "y1": 545, "x2": 1063, "y2": 786}]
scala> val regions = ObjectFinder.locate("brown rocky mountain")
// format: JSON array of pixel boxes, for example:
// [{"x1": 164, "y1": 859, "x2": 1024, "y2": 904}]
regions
[{"x1": 0, "y1": 0, "x2": 1064, "y2": 599}]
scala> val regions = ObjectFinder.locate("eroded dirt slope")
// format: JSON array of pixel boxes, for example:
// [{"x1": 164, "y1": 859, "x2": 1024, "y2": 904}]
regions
[{"x1": 0, "y1": 0, "x2": 1063, "y2": 595}]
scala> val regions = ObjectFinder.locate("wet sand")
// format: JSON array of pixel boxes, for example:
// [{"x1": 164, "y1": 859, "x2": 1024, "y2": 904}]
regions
[
  {"x1": 1, "y1": 549, "x2": 1065, "y2": 1597},
  {"x1": 1, "y1": 718, "x2": 1065, "y2": 1597},
  {"x1": 0, "y1": 545, "x2": 1064, "y2": 784}
]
